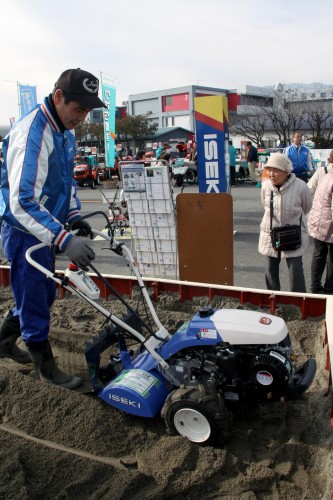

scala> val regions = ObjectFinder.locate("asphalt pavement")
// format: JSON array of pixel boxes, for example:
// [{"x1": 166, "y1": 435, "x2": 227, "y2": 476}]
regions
[
  {"x1": 71, "y1": 180, "x2": 314, "y2": 292},
  {"x1": 0, "y1": 180, "x2": 315, "y2": 293}
]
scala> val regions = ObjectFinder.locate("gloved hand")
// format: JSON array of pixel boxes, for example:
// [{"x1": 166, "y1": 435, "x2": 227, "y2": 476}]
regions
[
  {"x1": 71, "y1": 219, "x2": 93, "y2": 239},
  {"x1": 65, "y1": 237, "x2": 95, "y2": 271}
]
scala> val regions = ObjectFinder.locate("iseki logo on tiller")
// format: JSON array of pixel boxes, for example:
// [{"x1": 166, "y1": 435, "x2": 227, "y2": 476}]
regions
[{"x1": 109, "y1": 394, "x2": 141, "y2": 408}]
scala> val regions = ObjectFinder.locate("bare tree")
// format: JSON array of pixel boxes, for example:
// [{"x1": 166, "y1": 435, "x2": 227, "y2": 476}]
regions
[
  {"x1": 230, "y1": 111, "x2": 267, "y2": 147},
  {"x1": 300, "y1": 100, "x2": 333, "y2": 146},
  {"x1": 277, "y1": 85, "x2": 333, "y2": 146},
  {"x1": 230, "y1": 85, "x2": 333, "y2": 149},
  {"x1": 89, "y1": 123, "x2": 104, "y2": 151},
  {"x1": 74, "y1": 122, "x2": 89, "y2": 150},
  {"x1": 264, "y1": 104, "x2": 304, "y2": 147}
]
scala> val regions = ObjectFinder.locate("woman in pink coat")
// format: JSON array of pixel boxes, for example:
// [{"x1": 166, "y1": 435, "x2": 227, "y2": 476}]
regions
[{"x1": 307, "y1": 171, "x2": 333, "y2": 294}]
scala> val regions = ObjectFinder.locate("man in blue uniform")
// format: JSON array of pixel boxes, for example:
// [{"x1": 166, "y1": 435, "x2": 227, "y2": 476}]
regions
[
  {"x1": 0, "y1": 68, "x2": 106, "y2": 389},
  {"x1": 283, "y1": 131, "x2": 314, "y2": 182}
]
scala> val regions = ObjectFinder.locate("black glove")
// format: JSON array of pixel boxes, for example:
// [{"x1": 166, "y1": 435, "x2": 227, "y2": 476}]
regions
[
  {"x1": 65, "y1": 237, "x2": 95, "y2": 271},
  {"x1": 71, "y1": 219, "x2": 93, "y2": 239}
]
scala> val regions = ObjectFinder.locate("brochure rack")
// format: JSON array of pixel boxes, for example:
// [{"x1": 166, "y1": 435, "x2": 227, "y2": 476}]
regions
[{"x1": 122, "y1": 162, "x2": 178, "y2": 279}]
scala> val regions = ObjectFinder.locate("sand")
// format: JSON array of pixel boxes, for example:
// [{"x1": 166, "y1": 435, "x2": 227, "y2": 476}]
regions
[{"x1": 0, "y1": 286, "x2": 332, "y2": 500}]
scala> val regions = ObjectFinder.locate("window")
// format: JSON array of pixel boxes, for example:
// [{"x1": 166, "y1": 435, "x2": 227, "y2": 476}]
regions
[
  {"x1": 163, "y1": 116, "x2": 175, "y2": 127},
  {"x1": 165, "y1": 96, "x2": 173, "y2": 106}
]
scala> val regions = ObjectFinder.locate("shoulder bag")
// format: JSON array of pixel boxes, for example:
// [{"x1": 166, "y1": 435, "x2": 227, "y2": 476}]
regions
[{"x1": 270, "y1": 192, "x2": 302, "y2": 252}]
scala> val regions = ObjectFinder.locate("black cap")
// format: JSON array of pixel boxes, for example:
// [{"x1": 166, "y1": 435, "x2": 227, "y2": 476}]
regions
[{"x1": 55, "y1": 68, "x2": 106, "y2": 109}]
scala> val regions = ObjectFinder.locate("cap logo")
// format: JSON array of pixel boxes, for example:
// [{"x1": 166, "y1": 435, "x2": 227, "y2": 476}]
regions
[{"x1": 83, "y1": 78, "x2": 98, "y2": 94}]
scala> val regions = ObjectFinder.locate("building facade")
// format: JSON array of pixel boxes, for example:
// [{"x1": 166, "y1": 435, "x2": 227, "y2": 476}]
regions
[{"x1": 128, "y1": 85, "x2": 230, "y2": 132}]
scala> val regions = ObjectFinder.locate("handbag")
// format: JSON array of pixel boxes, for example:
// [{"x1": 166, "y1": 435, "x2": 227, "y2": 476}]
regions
[{"x1": 269, "y1": 192, "x2": 302, "y2": 252}]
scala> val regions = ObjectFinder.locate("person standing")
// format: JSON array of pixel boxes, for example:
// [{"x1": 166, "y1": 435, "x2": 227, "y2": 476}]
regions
[
  {"x1": 155, "y1": 144, "x2": 163, "y2": 159},
  {"x1": 159, "y1": 142, "x2": 172, "y2": 163},
  {"x1": 283, "y1": 131, "x2": 314, "y2": 182},
  {"x1": 307, "y1": 171, "x2": 333, "y2": 294},
  {"x1": 229, "y1": 139, "x2": 237, "y2": 187},
  {"x1": 0, "y1": 68, "x2": 105, "y2": 389},
  {"x1": 307, "y1": 149, "x2": 333, "y2": 197},
  {"x1": 135, "y1": 150, "x2": 146, "y2": 161},
  {"x1": 246, "y1": 141, "x2": 258, "y2": 183},
  {"x1": 258, "y1": 153, "x2": 312, "y2": 293},
  {"x1": 189, "y1": 142, "x2": 198, "y2": 165}
]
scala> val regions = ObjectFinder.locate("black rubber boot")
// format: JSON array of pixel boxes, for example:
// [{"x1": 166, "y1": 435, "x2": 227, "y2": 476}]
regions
[
  {"x1": 26, "y1": 340, "x2": 82, "y2": 390},
  {"x1": 0, "y1": 310, "x2": 31, "y2": 364}
]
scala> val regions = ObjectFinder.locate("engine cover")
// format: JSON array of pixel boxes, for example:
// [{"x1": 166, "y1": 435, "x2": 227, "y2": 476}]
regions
[{"x1": 210, "y1": 309, "x2": 288, "y2": 345}]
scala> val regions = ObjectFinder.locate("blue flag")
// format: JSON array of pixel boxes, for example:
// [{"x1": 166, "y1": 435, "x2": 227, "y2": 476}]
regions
[{"x1": 19, "y1": 84, "x2": 37, "y2": 118}]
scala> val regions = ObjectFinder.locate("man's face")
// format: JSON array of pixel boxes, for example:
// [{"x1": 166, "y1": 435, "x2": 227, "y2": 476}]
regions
[
  {"x1": 53, "y1": 90, "x2": 91, "y2": 130},
  {"x1": 293, "y1": 133, "x2": 302, "y2": 146}
]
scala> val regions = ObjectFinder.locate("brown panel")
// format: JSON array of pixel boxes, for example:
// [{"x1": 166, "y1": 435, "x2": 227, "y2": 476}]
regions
[{"x1": 177, "y1": 193, "x2": 233, "y2": 285}]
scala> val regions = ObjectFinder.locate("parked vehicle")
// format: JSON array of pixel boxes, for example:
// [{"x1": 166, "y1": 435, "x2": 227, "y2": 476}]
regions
[
  {"x1": 101, "y1": 183, "x2": 129, "y2": 237},
  {"x1": 171, "y1": 158, "x2": 198, "y2": 187},
  {"x1": 73, "y1": 155, "x2": 101, "y2": 187},
  {"x1": 235, "y1": 161, "x2": 249, "y2": 184},
  {"x1": 97, "y1": 155, "x2": 107, "y2": 181}
]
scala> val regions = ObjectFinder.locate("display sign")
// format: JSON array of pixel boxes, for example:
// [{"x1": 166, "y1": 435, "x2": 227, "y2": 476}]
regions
[
  {"x1": 194, "y1": 96, "x2": 229, "y2": 193},
  {"x1": 101, "y1": 73, "x2": 116, "y2": 169},
  {"x1": 122, "y1": 164, "x2": 146, "y2": 192}
]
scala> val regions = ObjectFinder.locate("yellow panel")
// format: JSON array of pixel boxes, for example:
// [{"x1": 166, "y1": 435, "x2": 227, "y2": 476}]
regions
[
  {"x1": 194, "y1": 95, "x2": 225, "y2": 123},
  {"x1": 222, "y1": 95, "x2": 229, "y2": 121}
]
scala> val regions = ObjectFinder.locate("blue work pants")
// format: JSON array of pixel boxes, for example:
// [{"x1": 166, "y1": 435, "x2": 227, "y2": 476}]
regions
[{"x1": 1, "y1": 222, "x2": 56, "y2": 343}]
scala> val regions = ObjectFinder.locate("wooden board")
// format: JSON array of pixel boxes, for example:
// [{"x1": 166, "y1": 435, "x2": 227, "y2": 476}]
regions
[{"x1": 176, "y1": 193, "x2": 233, "y2": 285}]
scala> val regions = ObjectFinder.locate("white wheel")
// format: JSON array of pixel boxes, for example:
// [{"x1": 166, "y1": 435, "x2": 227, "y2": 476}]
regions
[
  {"x1": 173, "y1": 407, "x2": 212, "y2": 443},
  {"x1": 162, "y1": 388, "x2": 232, "y2": 445}
]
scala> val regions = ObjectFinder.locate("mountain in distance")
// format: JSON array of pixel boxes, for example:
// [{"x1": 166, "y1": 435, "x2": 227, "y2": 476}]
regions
[{"x1": 265, "y1": 82, "x2": 332, "y2": 91}]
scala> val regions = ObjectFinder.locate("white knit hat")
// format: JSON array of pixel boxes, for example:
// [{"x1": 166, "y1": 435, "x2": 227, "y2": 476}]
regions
[{"x1": 264, "y1": 153, "x2": 292, "y2": 173}]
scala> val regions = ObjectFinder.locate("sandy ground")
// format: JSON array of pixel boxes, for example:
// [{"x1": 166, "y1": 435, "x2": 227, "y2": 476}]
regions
[{"x1": 0, "y1": 286, "x2": 332, "y2": 500}]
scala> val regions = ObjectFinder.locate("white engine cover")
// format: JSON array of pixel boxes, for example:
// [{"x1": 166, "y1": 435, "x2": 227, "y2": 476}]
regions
[{"x1": 210, "y1": 309, "x2": 288, "y2": 345}]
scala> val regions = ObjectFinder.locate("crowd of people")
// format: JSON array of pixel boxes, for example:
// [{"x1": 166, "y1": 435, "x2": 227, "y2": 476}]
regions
[
  {"x1": 259, "y1": 143, "x2": 333, "y2": 295},
  {"x1": 226, "y1": 131, "x2": 332, "y2": 296}
]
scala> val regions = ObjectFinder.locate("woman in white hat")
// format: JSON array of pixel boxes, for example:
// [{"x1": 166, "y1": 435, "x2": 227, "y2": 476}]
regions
[{"x1": 258, "y1": 153, "x2": 312, "y2": 292}]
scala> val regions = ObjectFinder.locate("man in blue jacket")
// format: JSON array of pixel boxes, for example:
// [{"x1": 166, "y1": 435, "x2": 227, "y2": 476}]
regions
[
  {"x1": 283, "y1": 131, "x2": 314, "y2": 182},
  {"x1": 0, "y1": 68, "x2": 106, "y2": 389}
]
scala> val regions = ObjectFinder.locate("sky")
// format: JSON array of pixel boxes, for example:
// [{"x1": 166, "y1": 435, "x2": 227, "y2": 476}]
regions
[{"x1": 1, "y1": 0, "x2": 332, "y2": 126}]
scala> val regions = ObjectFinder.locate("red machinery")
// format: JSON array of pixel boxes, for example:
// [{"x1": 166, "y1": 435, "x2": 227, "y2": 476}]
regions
[{"x1": 73, "y1": 156, "x2": 101, "y2": 187}]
